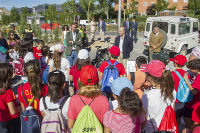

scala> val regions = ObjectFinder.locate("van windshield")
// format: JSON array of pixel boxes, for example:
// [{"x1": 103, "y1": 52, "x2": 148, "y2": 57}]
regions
[{"x1": 152, "y1": 22, "x2": 168, "y2": 33}]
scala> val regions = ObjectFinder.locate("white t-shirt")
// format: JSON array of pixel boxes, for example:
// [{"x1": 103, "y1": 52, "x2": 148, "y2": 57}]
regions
[
  {"x1": 9, "y1": 49, "x2": 19, "y2": 61},
  {"x1": 24, "y1": 52, "x2": 35, "y2": 63},
  {"x1": 142, "y1": 88, "x2": 176, "y2": 133},
  {"x1": 40, "y1": 96, "x2": 71, "y2": 125},
  {"x1": 91, "y1": 21, "x2": 96, "y2": 32},
  {"x1": 49, "y1": 57, "x2": 70, "y2": 81}
]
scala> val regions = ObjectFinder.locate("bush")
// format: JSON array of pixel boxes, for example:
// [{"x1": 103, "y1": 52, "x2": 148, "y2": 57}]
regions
[{"x1": 53, "y1": 29, "x2": 61, "y2": 43}]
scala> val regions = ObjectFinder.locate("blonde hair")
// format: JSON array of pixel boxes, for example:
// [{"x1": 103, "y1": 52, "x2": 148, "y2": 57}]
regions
[{"x1": 77, "y1": 79, "x2": 101, "y2": 98}]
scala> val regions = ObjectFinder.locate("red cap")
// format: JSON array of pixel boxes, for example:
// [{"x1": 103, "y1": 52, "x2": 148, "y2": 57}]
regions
[
  {"x1": 108, "y1": 46, "x2": 120, "y2": 57},
  {"x1": 141, "y1": 60, "x2": 166, "y2": 77},
  {"x1": 80, "y1": 65, "x2": 99, "y2": 85},
  {"x1": 169, "y1": 55, "x2": 187, "y2": 66}
]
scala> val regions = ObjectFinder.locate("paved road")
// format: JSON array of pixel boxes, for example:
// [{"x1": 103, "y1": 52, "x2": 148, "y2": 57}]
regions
[{"x1": 88, "y1": 34, "x2": 191, "y2": 72}]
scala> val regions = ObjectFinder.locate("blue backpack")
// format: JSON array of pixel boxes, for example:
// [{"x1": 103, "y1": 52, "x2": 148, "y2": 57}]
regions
[
  {"x1": 174, "y1": 71, "x2": 193, "y2": 103},
  {"x1": 42, "y1": 66, "x2": 49, "y2": 84},
  {"x1": 101, "y1": 61, "x2": 119, "y2": 92},
  {"x1": 20, "y1": 85, "x2": 42, "y2": 133}
]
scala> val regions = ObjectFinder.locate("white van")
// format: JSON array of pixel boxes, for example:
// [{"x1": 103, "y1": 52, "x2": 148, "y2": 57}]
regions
[
  {"x1": 80, "y1": 20, "x2": 90, "y2": 26},
  {"x1": 143, "y1": 16, "x2": 199, "y2": 55}
]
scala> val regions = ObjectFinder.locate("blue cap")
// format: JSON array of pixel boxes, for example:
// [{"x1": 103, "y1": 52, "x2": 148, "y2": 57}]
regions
[{"x1": 111, "y1": 77, "x2": 134, "y2": 96}]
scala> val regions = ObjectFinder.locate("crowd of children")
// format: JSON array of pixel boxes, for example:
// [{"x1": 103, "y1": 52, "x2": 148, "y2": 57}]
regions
[{"x1": 0, "y1": 26, "x2": 200, "y2": 133}]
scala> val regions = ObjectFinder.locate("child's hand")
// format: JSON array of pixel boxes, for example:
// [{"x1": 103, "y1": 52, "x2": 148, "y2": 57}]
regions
[{"x1": 184, "y1": 73, "x2": 189, "y2": 82}]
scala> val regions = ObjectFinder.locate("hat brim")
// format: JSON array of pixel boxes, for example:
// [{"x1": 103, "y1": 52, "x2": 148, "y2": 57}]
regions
[{"x1": 169, "y1": 58, "x2": 175, "y2": 61}]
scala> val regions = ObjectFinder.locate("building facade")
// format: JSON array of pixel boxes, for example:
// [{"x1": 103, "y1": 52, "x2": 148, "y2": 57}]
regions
[{"x1": 115, "y1": 0, "x2": 188, "y2": 15}]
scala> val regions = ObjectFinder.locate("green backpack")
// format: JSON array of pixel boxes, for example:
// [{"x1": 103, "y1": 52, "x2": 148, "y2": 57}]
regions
[{"x1": 72, "y1": 96, "x2": 103, "y2": 133}]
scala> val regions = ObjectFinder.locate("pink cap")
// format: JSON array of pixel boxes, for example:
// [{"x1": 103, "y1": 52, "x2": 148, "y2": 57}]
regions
[{"x1": 141, "y1": 60, "x2": 166, "y2": 77}]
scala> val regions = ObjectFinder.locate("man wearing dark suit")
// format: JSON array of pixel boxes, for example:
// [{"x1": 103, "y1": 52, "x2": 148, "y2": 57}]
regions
[
  {"x1": 131, "y1": 17, "x2": 138, "y2": 43},
  {"x1": 66, "y1": 23, "x2": 83, "y2": 67},
  {"x1": 114, "y1": 27, "x2": 133, "y2": 71},
  {"x1": 123, "y1": 18, "x2": 131, "y2": 36},
  {"x1": 98, "y1": 17, "x2": 106, "y2": 42}
]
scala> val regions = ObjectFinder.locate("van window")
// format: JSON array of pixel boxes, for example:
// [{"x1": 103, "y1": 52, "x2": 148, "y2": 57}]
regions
[
  {"x1": 171, "y1": 24, "x2": 176, "y2": 34},
  {"x1": 152, "y1": 22, "x2": 168, "y2": 33},
  {"x1": 179, "y1": 22, "x2": 190, "y2": 35},
  {"x1": 146, "y1": 23, "x2": 150, "y2": 32},
  {"x1": 193, "y1": 22, "x2": 199, "y2": 32}
]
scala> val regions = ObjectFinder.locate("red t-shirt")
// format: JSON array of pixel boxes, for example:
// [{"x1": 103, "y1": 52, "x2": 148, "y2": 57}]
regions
[
  {"x1": 186, "y1": 74, "x2": 200, "y2": 109},
  {"x1": 18, "y1": 82, "x2": 48, "y2": 114},
  {"x1": 99, "y1": 60, "x2": 126, "y2": 75},
  {"x1": 33, "y1": 47, "x2": 43, "y2": 60},
  {"x1": 69, "y1": 65, "x2": 80, "y2": 92},
  {"x1": 192, "y1": 102, "x2": 200, "y2": 123},
  {"x1": 171, "y1": 69, "x2": 186, "y2": 103},
  {"x1": 67, "y1": 95, "x2": 109, "y2": 124},
  {"x1": 0, "y1": 89, "x2": 20, "y2": 122}
]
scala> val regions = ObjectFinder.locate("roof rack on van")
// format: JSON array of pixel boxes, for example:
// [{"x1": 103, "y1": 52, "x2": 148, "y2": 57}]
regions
[{"x1": 158, "y1": 10, "x2": 188, "y2": 17}]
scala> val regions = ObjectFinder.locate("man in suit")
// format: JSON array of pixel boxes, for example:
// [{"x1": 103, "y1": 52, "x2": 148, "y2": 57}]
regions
[
  {"x1": 149, "y1": 25, "x2": 164, "y2": 61},
  {"x1": 114, "y1": 27, "x2": 133, "y2": 71},
  {"x1": 66, "y1": 23, "x2": 83, "y2": 67},
  {"x1": 131, "y1": 17, "x2": 138, "y2": 43},
  {"x1": 98, "y1": 17, "x2": 106, "y2": 42},
  {"x1": 123, "y1": 18, "x2": 131, "y2": 36}
]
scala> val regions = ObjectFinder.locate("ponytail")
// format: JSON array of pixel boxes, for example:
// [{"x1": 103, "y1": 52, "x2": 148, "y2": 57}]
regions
[
  {"x1": 25, "y1": 60, "x2": 41, "y2": 99},
  {"x1": 118, "y1": 88, "x2": 143, "y2": 117},
  {"x1": 53, "y1": 51, "x2": 62, "y2": 70},
  {"x1": 160, "y1": 70, "x2": 174, "y2": 102},
  {"x1": 48, "y1": 71, "x2": 65, "y2": 103}
]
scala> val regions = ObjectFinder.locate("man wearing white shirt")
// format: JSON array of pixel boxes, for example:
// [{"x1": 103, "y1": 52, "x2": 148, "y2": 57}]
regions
[
  {"x1": 66, "y1": 23, "x2": 83, "y2": 67},
  {"x1": 90, "y1": 18, "x2": 96, "y2": 42},
  {"x1": 114, "y1": 27, "x2": 133, "y2": 71}
]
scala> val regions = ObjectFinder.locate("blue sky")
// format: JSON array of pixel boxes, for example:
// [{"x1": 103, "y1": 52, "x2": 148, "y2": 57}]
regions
[{"x1": 0, "y1": 0, "x2": 68, "y2": 10}]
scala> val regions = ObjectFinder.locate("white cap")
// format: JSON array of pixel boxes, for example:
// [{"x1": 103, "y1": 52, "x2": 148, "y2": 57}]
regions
[
  {"x1": 50, "y1": 44, "x2": 65, "y2": 53},
  {"x1": 78, "y1": 49, "x2": 89, "y2": 60}
]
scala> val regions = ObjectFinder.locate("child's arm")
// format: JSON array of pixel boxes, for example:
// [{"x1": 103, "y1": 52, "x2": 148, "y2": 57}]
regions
[
  {"x1": 67, "y1": 118, "x2": 75, "y2": 128},
  {"x1": 104, "y1": 126, "x2": 111, "y2": 133},
  {"x1": 7, "y1": 101, "x2": 21, "y2": 115},
  {"x1": 20, "y1": 102, "x2": 26, "y2": 112},
  {"x1": 184, "y1": 74, "x2": 198, "y2": 95},
  {"x1": 127, "y1": 73, "x2": 131, "y2": 80}
]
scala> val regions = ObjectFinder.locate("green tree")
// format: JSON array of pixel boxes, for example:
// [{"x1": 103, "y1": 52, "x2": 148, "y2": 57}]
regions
[
  {"x1": 188, "y1": 0, "x2": 200, "y2": 10},
  {"x1": 153, "y1": 0, "x2": 169, "y2": 14},
  {"x1": 98, "y1": 0, "x2": 116, "y2": 20},
  {"x1": 127, "y1": 0, "x2": 138, "y2": 15},
  {"x1": 45, "y1": 4, "x2": 57, "y2": 22},
  {"x1": 1, "y1": 13, "x2": 10, "y2": 25},
  {"x1": 21, "y1": 7, "x2": 30, "y2": 23},
  {"x1": 10, "y1": 7, "x2": 20, "y2": 23},
  {"x1": 61, "y1": 0, "x2": 79, "y2": 24},
  {"x1": 79, "y1": 0, "x2": 96, "y2": 20}
]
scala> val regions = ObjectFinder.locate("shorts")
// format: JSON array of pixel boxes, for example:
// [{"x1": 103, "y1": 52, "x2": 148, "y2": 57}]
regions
[
  {"x1": 175, "y1": 102, "x2": 185, "y2": 118},
  {"x1": 0, "y1": 117, "x2": 20, "y2": 133},
  {"x1": 175, "y1": 102, "x2": 193, "y2": 118},
  {"x1": 183, "y1": 106, "x2": 193, "y2": 118}
]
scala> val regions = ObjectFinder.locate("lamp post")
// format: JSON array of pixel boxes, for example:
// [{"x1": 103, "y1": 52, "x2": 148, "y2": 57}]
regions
[{"x1": 117, "y1": 0, "x2": 122, "y2": 35}]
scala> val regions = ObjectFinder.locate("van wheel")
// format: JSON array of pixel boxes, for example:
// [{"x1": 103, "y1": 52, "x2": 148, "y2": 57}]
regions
[{"x1": 179, "y1": 45, "x2": 187, "y2": 56}]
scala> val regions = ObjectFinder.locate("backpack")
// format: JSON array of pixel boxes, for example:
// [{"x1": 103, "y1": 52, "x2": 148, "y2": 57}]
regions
[
  {"x1": 130, "y1": 72, "x2": 135, "y2": 85},
  {"x1": 20, "y1": 85, "x2": 42, "y2": 133},
  {"x1": 42, "y1": 66, "x2": 49, "y2": 84},
  {"x1": 101, "y1": 61, "x2": 119, "y2": 92},
  {"x1": 157, "y1": 105, "x2": 178, "y2": 133},
  {"x1": 174, "y1": 71, "x2": 193, "y2": 103},
  {"x1": 41, "y1": 96, "x2": 69, "y2": 133},
  {"x1": 149, "y1": 105, "x2": 178, "y2": 133},
  {"x1": 72, "y1": 96, "x2": 103, "y2": 133},
  {"x1": 13, "y1": 58, "x2": 25, "y2": 76}
]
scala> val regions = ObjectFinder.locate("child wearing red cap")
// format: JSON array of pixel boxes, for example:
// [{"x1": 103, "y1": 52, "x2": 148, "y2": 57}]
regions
[
  {"x1": 99, "y1": 46, "x2": 126, "y2": 100},
  {"x1": 141, "y1": 60, "x2": 177, "y2": 133},
  {"x1": 67, "y1": 65, "x2": 109, "y2": 129},
  {"x1": 169, "y1": 55, "x2": 188, "y2": 128},
  {"x1": 183, "y1": 59, "x2": 200, "y2": 132}
]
